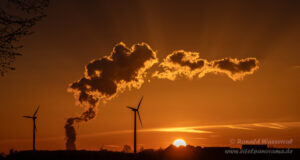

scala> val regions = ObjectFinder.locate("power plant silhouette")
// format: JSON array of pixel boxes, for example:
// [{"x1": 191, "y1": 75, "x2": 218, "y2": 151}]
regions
[
  {"x1": 23, "y1": 106, "x2": 40, "y2": 151},
  {"x1": 127, "y1": 96, "x2": 143, "y2": 154},
  {"x1": 14, "y1": 101, "x2": 299, "y2": 160}
]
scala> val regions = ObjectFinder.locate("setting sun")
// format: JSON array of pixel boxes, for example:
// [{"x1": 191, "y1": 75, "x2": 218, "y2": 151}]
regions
[
  {"x1": 0, "y1": 1, "x2": 300, "y2": 160},
  {"x1": 173, "y1": 139, "x2": 187, "y2": 147}
]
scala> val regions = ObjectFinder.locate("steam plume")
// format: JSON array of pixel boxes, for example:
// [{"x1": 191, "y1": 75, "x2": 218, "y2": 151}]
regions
[
  {"x1": 64, "y1": 118, "x2": 80, "y2": 150},
  {"x1": 211, "y1": 57, "x2": 259, "y2": 80},
  {"x1": 153, "y1": 50, "x2": 259, "y2": 80},
  {"x1": 65, "y1": 42, "x2": 158, "y2": 150},
  {"x1": 65, "y1": 44, "x2": 259, "y2": 150},
  {"x1": 152, "y1": 51, "x2": 208, "y2": 80}
]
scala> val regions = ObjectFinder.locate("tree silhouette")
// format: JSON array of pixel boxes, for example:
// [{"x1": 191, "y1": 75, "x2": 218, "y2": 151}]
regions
[
  {"x1": 0, "y1": 0, "x2": 49, "y2": 77},
  {"x1": 122, "y1": 145, "x2": 131, "y2": 153},
  {"x1": 139, "y1": 146, "x2": 144, "y2": 152}
]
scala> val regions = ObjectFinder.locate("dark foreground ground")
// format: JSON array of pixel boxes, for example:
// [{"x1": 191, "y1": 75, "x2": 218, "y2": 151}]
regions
[{"x1": 1, "y1": 145, "x2": 299, "y2": 160}]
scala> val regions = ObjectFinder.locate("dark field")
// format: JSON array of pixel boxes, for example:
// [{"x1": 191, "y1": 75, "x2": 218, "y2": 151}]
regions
[{"x1": 2, "y1": 145, "x2": 299, "y2": 160}]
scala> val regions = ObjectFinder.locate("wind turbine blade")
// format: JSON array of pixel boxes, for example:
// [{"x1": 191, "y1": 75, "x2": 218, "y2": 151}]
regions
[
  {"x1": 127, "y1": 106, "x2": 136, "y2": 110},
  {"x1": 33, "y1": 105, "x2": 40, "y2": 116},
  {"x1": 137, "y1": 111, "x2": 143, "y2": 128},
  {"x1": 23, "y1": 116, "x2": 33, "y2": 118},
  {"x1": 137, "y1": 96, "x2": 143, "y2": 110}
]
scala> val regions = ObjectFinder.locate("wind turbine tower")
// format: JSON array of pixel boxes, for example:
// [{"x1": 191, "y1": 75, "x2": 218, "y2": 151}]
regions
[
  {"x1": 23, "y1": 106, "x2": 40, "y2": 151},
  {"x1": 127, "y1": 97, "x2": 143, "y2": 154}
]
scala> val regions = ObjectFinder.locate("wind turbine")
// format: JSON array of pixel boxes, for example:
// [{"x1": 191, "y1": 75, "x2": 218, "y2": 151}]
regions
[
  {"x1": 127, "y1": 97, "x2": 143, "y2": 154},
  {"x1": 23, "y1": 105, "x2": 40, "y2": 151}
]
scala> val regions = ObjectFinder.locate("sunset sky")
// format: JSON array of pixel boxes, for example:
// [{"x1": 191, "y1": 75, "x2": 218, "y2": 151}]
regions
[{"x1": 0, "y1": 0, "x2": 300, "y2": 153}]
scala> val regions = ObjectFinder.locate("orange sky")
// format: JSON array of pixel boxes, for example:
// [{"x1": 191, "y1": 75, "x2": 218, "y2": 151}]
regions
[{"x1": 0, "y1": 0, "x2": 300, "y2": 154}]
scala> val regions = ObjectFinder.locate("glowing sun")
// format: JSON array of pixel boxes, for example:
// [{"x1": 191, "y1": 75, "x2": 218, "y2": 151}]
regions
[{"x1": 173, "y1": 139, "x2": 186, "y2": 147}]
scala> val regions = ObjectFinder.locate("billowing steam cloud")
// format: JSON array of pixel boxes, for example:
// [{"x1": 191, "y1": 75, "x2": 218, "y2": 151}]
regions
[
  {"x1": 66, "y1": 43, "x2": 259, "y2": 150},
  {"x1": 211, "y1": 57, "x2": 259, "y2": 80},
  {"x1": 65, "y1": 42, "x2": 158, "y2": 150},
  {"x1": 153, "y1": 50, "x2": 259, "y2": 81},
  {"x1": 152, "y1": 51, "x2": 209, "y2": 80}
]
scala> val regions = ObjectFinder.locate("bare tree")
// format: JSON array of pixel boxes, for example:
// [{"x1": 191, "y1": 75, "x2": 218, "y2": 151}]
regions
[{"x1": 0, "y1": 0, "x2": 49, "y2": 76}]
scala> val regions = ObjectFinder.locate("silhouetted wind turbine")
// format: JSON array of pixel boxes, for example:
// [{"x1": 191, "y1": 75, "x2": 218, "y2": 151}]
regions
[
  {"x1": 23, "y1": 105, "x2": 40, "y2": 151},
  {"x1": 127, "y1": 96, "x2": 143, "y2": 154}
]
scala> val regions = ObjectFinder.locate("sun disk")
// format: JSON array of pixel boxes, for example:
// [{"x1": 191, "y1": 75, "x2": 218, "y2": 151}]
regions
[{"x1": 173, "y1": 139, "x2": 186, "y2": 147}]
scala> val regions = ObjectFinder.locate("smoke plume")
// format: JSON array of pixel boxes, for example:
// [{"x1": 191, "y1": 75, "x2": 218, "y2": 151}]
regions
[
  {"x1": 64, "y1": 117, "x2": 80, "y2": 150},
  {"x1": 152, "y1": 51, "x2": 208, "y2": 80},
  {"x1": 65, "y1": 42, "x2": 158, "y2": 150},
  {"x1": 153, "y1": 50, "x2": 259, "y2": 81},
  {"x1": 211, "y1": 57, "x2": 259, "y2": 80},
  {"x1": 65, "y1": 43, "x2": 259, "y2": 150}
]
